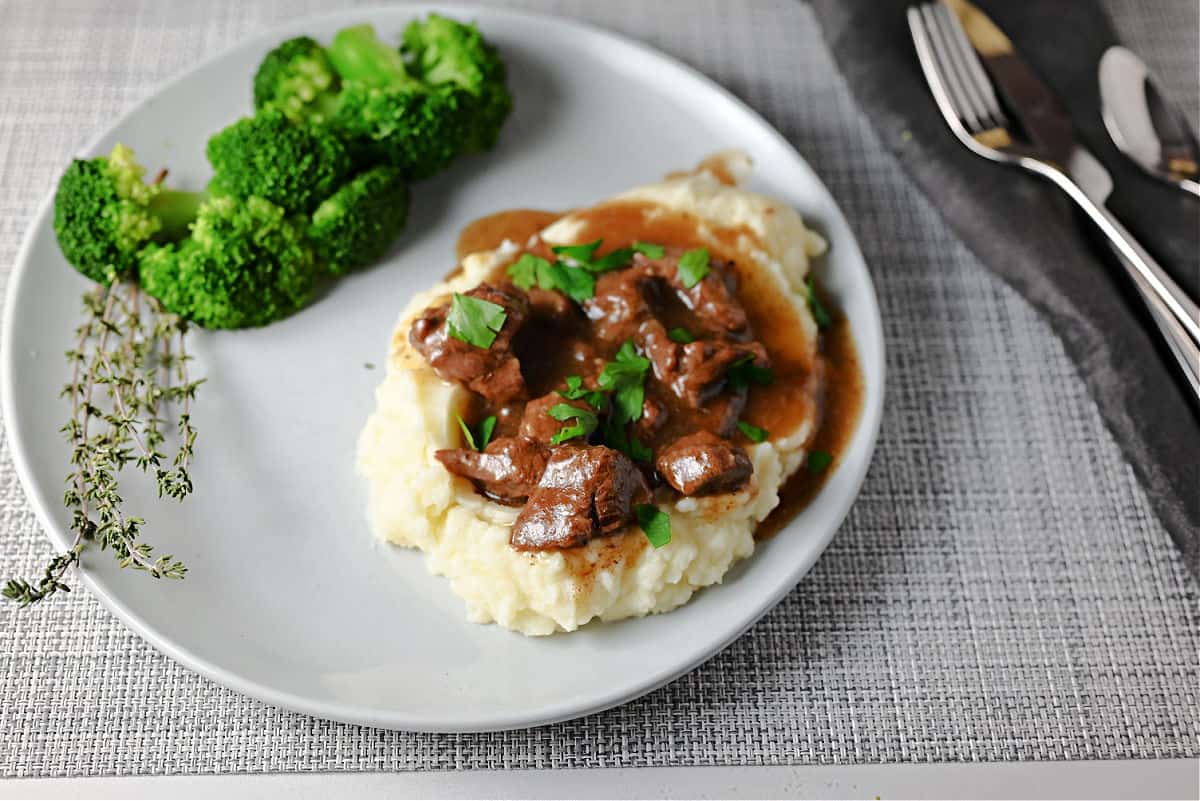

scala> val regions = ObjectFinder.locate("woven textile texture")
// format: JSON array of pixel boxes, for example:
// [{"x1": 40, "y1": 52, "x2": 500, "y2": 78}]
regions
[{"x1": 0, "y1": 0, "x2": 1196, "y2": 777}]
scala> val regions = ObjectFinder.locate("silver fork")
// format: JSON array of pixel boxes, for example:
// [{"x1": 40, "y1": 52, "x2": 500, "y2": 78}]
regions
[{"x1": 908, "y1": 1, "x2": 1200, "y2": 401}]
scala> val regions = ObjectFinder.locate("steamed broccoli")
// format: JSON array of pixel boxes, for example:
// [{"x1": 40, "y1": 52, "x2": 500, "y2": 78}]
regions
[
  {"x1": 310, "y1": 165, "x2": 410, "y2": 275},
  {"x1": 140, "y1": 195, "x2": 318, "y2": 329},
  {"x1": 53, "y1": 144, "x2": 202, "y2": 283},
  {"x1": 401, "y1": 14, "x2": 512, "y2": 151},
  {"x1": 206, "y1": 110, "x2": 352, "y2": 213},
  {"x1": 253, "y1": 36, "x2": 341, "y2": 123},
  {"x1": 321, "y1": 21, "x2": 510, "y2": 179}
]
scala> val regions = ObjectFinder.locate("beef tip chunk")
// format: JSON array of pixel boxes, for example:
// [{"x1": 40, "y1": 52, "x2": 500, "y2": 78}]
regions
[
  {"x1": 511, "y1": 445, "x2": 652, "y2": 551},
  {"x1": 584, "y1": 268, "x2": 651, "y2": 344},
  {"x1": 435, "y1": 436, "x2": 549, "y2": 504},
  {"x1": 632, "y1": 395, "x2": 668, "y2": 442},
  {"x1": 638, "y1": 320, "x2": 769, "y2": 407},
  {"x1": 527, "y1": 287, "x2": 575, "y2": 321},
  {"x1": 636, "y1": 251, "x2": 751, "y2": 340},
  {"x1": 655, "y1": 431, "x2": 753, "y2": 496},
  {"x1": 520, "y1": 391, "x2": 596, "y2": 442},
  {"x1": 409, "y1": 284, "x2": 530, "y2": 403}
]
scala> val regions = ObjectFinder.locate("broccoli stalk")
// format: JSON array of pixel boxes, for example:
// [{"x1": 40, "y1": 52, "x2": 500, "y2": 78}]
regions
[{"x1": 53, "y1": 145, "x2": 203, "y2": 284}]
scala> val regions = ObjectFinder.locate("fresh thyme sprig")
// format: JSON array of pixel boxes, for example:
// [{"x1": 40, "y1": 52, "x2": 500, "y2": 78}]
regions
[{"x1": 2, "y1": 281, "x2": 203, "y2": 606}]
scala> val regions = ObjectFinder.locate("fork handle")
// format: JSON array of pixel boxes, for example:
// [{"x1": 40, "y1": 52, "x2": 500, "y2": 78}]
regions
[
  {"x1": 1130, "y1": 253, "x2": 1200, "y2": 403},
  {"x1": 1047, "y1": 170, "x2": 1200, "y2": 346}
]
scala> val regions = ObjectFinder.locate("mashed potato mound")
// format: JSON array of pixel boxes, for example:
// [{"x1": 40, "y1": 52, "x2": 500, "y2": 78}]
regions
[{"x1": 357, "y1": 152, "x2": 826, "y2": 636}]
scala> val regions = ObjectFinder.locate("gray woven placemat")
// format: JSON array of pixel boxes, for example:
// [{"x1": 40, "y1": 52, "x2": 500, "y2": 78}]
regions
[{"x1": 0, "y1": 0, "x2": 1196, "y2": 777}]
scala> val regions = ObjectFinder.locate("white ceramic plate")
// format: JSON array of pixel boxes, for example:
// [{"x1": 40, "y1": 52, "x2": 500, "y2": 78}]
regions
[{"x1": 2, "y1": 4, "x2": 884, "y2": 731}]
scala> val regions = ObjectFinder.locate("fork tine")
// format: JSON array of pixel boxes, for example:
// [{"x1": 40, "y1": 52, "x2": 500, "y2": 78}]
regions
[
  {"x1": 929, "y1": 3, "x2": 998, "y2": 129},
  {"x1": 907, "y1": 5, "x2": 972, "y2": 140},
  {"x1": 918, "y1": 4, "x2": 980, "y2": 131},
  {"x1": 932, "y1": 1, "x2": 1007, "y2": 128}
]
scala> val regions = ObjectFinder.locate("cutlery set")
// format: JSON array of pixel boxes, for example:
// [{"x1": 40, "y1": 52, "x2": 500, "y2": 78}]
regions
[{"x1": 909, "y1": 0, "x2": 1200, "y2": 401}]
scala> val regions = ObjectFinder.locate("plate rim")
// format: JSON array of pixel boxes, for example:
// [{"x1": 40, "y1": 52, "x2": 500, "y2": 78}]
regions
[{"x1": 0, "y1": 2, "x2": 886, "y2": 731}]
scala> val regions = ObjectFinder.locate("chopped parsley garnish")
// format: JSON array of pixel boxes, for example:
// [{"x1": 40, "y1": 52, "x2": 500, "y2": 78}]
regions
[
  {"x1": 677, "y1": 247, "x2": 711, "y2": 288},
  {"x1": 456, "y1": 414, "x2": 497, "y2": 451},
  {"x1": 551, "y1": 239, "x2": 602, "y2": 264},
  {"x1": 508, "y1": 254, "x2": 596, "y2": 302},
  {"x1": 547, "y1": 403, "x2": 599, "y2": 445},
  {"x1": 598, "y1": 341, "x2": 651, "y2": 423},
  {"x1": 602, "y1": 417, "x2": 653, "y2": 462},
  {"x1": 807, "y1": 449, "x2": 833, "y2": 473},
  {"x1": 558, "y1": 375, "x2": 608, "y2": 410},
  {"x1": 478, "y1": 416, "x2": 497, "y2": 450},
  {"x1": 588, "y1": 247, "x2": 636, "y2": 272},
  {"x1": 633, "y1": 241, "x2": 666, "y2": 258},
  {"x1": 667, "y1": 327, "x2": 696, "y2": 344},
  {"x1": 447, "y1": 293, "x2": 507, "y2": 349},
  {"x1": 636, "y1": 504, "x2": 672, "y2": 548},
  {"x1": 505, "y1": 253, "x2": 546, "y2": 290},
  {"x1": 737, "y1": 420, "x2": 769, "y2": 443},
  {"x1": 548, "y1": 262, "x2": 597, "y2": 302},
  {"x1": 806, "y1": 276, "x2": 833, "y2": 329},
  {"x1": 726, "y1": 355, "x2": 774, "y2": 390}
]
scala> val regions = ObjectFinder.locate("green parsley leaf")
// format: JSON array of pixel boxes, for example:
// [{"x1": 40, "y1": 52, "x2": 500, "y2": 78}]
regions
[
  {"x1": 602, "y1": 417, "x2": 653, "y2": 462},
  {"x1": 677, "y1": 247, "x2": 711, "y2": 288},
  {"x1": 807, "y1": 449, "x2": 833, "y2": 473},
  {"x1": 667, "y1": 327, "x2": 695, "y2": 344},
  {"x1": 806, "y1": 276, "x2": 833, "y2": 329},
  {"x1": 636, "y1": 504, "x2": 671, "y2": 548},
  {"x1": 551, "y1": 263, "x2": 597, "y2": 302},
  {"x1": 632, "y1": 241, "x2": 666, "y2": 258},
  {"x1": 456, "y1": 414, "x2": 477, "y2": 451},
  {"x1": 506, "y1": 253, "x2": 548, "y2": 290},
  {"x1": 551, "y1": 239, "x2": 602, "y2": 264},
  {"x1": 737, "y1": 420, "x2": 769, "y2": 443},
  {"x1": 588, "y1": 247, "x2": 635, "y2": 273},
  {"x1": 547, "y1": 403, "x2": 599, "y2": 445},
  {"x1": 726, "y1": 355, "x2": 774, "y2": 390},
  {"x1": 447, "y1": 293, "x2": 507, "y2": 349},
  {"x1": 478, "y1": 415, "x2": 497, "y2": 450},
  {"x1": 598, "y1": 341, "x2": 651, "y2": 423},
  {"x1": 558, "y1": 375, "x2": 607, "y2": 409},
  {"x1": 456, "y1": 414, "x2": 498, "y2": 451}
]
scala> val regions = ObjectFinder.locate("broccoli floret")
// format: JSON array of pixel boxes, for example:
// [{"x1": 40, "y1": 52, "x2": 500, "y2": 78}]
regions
[
  {"x1": 253, "y1": 36, "x2": 341, "y2": 123},
  {"x1": 310, "y1": 166, "x2": 409, "y2": 276},
  {"x1": 329, "y1": 82, "x2": 473, "y2": 179},
  {"x1": 401, "y1": 14, "x2": 512, "y2": 151},
  {"x1": 323, "y1": 24, "x2": 478, "y2": 179},
  {"x1": 140, "y1": 195, "x2": 318, "y2": 329},
  {"x1": 206, "y1": 110, "x2": 352, "y2": 213},
  {"x1": 53, "y1": 144, "x2": 201, "y2": 283}
]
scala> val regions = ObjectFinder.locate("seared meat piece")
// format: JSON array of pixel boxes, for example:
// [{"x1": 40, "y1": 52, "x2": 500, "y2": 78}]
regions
[
  {"x1": 636, "y1": 251, "x2": 751, "y2": 340},
  {"x1": 527, "y1": 287, "x2": 575, "y2": 320},
  {"x1": 633, "y1": 396, "x2": 668, "y2": 441},
  {"x1": 519, "y1": 391, "x2": 596, "y2": 442},
  {"x1": 435, "y1": 436, "x2": 550, "y2": 504},
  {"x1": 584, "y1": 268, "x2": 650, "y2": 343},
  {"x1": 409, "y1": 284, "x2": 530, "y2": 403},
  {"x1": 655, "y1": 431, "x2": 752, "y2": 496},
  {"x1": 638, "y1": 320, "x2": 769, "y2": 407},
  {"x1": 511, "y1": 445, "x2": 652, "y2": 550}
]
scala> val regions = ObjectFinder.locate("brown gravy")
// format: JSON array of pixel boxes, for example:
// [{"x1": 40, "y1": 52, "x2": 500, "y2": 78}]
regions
[
  {"x1": 756, "y1": 307, "x2": 862, "y2": 540},
  {"x1": 452, "y1": 202, "x2": 863, "y2": 533}
]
